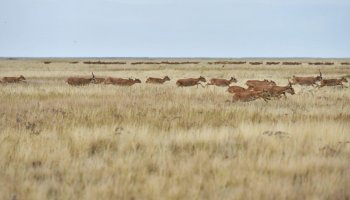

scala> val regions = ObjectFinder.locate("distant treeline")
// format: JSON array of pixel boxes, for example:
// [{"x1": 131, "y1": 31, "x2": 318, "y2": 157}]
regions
[
  {"x1": 40, "y1": 60, "x2": 349, "y2": 66},
  {"x1": 208, "y1": 61, "x2": 247, "y2": 65},
  {"x1": 249, "y1": 62, "x2": 263, "y2": 65},
  {"x1": 266, "y1": 62, "x2": 280, "y2": 65},
  {"x1": 282, "y1": 62, "x2": 302, "y2": 65},
  {"x1": 131, "y1": 61, "x2": 200, "y2": 65},
  {"x1": 83, "y1": 61, "x2": 127, "y2": 64},
  {"x1": 309, "y1": 62, "x2": 334, "y2": 65}
]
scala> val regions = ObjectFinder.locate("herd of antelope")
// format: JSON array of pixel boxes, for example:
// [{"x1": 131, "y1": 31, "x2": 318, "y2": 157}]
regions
[{"x1": 1, "y1": 70, "x2": 348, "y2": 102}]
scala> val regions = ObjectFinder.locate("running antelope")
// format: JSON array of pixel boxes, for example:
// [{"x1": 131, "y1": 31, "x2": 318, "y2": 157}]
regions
[
  {"x1": 176, "y1": 76, "x2": 206, "y2": 88},
  {"x1": 1, "y1": 75, "x2": 26, "y2": 83},
  {"x1": 268, "y1": 82, "x2": 295, "y2": 98},
  {"x1": 104, "y1": 77, "x2": 141, "y2": 86},
  {"x1": 146, "y1": 76, "x2": 170, "y2": 84},
  {"x1": 232, "y1": 90, "x2": 271, "y2": 102},
  {"x1": 206, "y1": 77, "x2": 237, "y2": 87},
  {"x1": 227, "y1": 86, "x2": 247, "y2": 94},
  {"x1": 246, "y1": 79, "x2": 276, "y2": 89},
  {"x1": 250, "y1": 81, "x2": 295, "y2": 98},
  {"x1": 291, "y1": 70, "x2": 322, "y2": 86},
  {"x1": 66, "y1": 73, "x2": 96, "y2": 86},
  {"x1": 319, "y1": 77, "x2": 348, "y2": 88}
]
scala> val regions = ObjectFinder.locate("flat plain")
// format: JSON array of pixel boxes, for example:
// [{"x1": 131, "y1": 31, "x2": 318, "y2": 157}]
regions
[{"x1": 0, "y1": 58, "x2": 350, "y2": 200}]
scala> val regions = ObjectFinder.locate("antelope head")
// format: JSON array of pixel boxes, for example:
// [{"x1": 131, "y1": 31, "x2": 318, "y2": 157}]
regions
[
  {"x1": 287, "y1": 80, "x2": 295, "y2": 94},
  {"x1": 199, "y1": 76, "x2": 206, "y2": 82},
  {"x1": 134, "y1": 79, "x2": 141, "y2": 83},
  {"x1": 164, "y1": 76, "x2": 170, "y2": 81},
  {"x1": 316, "y1": 69, "x2": 323, "y2": 81},
  {"x1": 19, "y1": 75, "x2": 26, "y2": 81},
  {"x1": 230, "y1": 77, "x2": 238, "y2": 83},
  {"x1": 90, "y1": 72, "x2": 96, "y2": 83}
]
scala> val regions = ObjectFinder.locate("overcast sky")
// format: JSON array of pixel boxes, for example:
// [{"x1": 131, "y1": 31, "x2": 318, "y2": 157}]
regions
[{"x1": 0, "y1": 0, "x2": 349, "y2": 57}]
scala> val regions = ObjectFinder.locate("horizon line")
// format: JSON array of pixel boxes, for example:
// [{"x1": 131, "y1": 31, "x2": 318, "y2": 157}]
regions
[{"x1": 1, "y1": 56, "x2": 350, "y2": 60}]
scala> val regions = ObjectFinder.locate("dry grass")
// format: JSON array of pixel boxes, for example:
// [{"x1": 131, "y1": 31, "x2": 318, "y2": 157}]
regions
[{"x1": 0, "y1": 59, "x2": 350, "y2": 200}]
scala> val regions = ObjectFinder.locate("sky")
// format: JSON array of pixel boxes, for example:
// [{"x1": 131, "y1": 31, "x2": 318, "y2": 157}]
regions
[{"x1": 0, "y1": 0, "x2": 349, "y2": 57}]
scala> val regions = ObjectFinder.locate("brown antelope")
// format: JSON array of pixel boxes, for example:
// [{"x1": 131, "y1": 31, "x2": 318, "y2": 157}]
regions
[
  {"x1": 146, "y1": 76, "x2": 170, "y2": 84},
  {"x1": 1, "y1": 75, "x2": 26, "y2": 83},
  {"x1": 268, "y1": 82, "x2": 295, "y2": 98},
  {"x1": 232, "y1": 90, "x2": 271, "y2": 102},
  {"x1": 176, "y1": 76, "x2": 206, "y2": 88},
  {"x1": 246, "y1": 79, "x2": 276, "y2": 89},
  {"x1": 206, "y1": 77, "x2": 237, "y2": 87},
  {"x1": 66, "y1": 72, "x2": 96, "y2": 86},
  {"x1": 227, "y1": 86, "x2": 247, "y2": 94},
  {"x1": 250, "y1": 81, "x2": 295, "y2": 98},
  {"x1": 291, "y1": 70, "x2": 322, "y2": 86},
  {"x1": 104, "y1": 77, "x2": 141, "y2": 86},
  {"x1": 319, "y1": 77, "x2": 348, "y2": 88}
]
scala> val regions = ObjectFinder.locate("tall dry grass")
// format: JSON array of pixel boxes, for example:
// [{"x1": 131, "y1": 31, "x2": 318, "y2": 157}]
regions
[{"x1": 0, "y1": 59, "x2": 350, "y2": 200}]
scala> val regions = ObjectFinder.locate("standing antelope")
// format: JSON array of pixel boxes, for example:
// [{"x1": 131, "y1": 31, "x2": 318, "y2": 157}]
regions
[
  {"x1": 146, "y1": 76, "x2": 170, "y2": 84},
  {"x1": 227, "y1": 86, "x2": 247, "y2": 94},
  {"x1": 66, "y1": 72, "x2": 96, "y2": 86},
  {"x1": 104, "y1": 77, "x2": 141, "y2": 86},
  {"x1": 176, "y1": 76, "x2": 206, "y2": 88},
  {"x1": 319, "y1": 77, "x2": 348, "y2": 88},
  {"x1": 291, "y1": 70, "x2": 322, "y2": 86},
  {"x1": 246, "y1": 79, "x2": 276, "y2": 89},
  {"x1": 1, "y1": 75, "x2": 26, "y2": 83},
  {"x1": 232, "y1": 90, "x2": 271, "y2": 102},
  {"x1": 206, "y1": 77, "x2": 237, "y2": 87}
]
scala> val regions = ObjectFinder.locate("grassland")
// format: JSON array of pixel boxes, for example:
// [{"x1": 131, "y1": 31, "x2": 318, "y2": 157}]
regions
[{"x1": 0, "y1": 59, "x2": 350, "y2": 200}]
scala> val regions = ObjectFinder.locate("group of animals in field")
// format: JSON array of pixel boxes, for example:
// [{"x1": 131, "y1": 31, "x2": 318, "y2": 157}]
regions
[{"x1": 0, "y1": 70, "x2": 348, "y2": 102}]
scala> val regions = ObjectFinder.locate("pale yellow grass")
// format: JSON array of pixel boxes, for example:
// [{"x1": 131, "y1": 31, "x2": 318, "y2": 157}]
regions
[{"x1": 0, "y1": 59, "x2": 350, "y2": 200}]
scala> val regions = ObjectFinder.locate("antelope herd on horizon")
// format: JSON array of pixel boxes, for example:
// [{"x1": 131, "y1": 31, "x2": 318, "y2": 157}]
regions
[{"x1": 1, "y1": 70, "x2": 348, "y2": 102}]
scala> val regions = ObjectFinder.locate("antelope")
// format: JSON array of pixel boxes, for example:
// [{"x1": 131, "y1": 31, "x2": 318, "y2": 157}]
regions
[
  {"x1": 66, "y1": 72, "x2": 96, "y2": 86},
  {"x1": 176, "y1": 76, "x2": 206, "y2": 88},
  {"x1": 267, "y1": 82, "x2": 295, "y2": 98},
  {"x1": 250, "y1": 81, "x2": 295, "y2": 98},
  {"x1": 246, "y1": 79, "x2": 276, "y2": 89},
  {"x1": 232, "y1": 90, "x2": 271, "y2": 102},
  {"x1": 1, "y1": 75, "x2": 26, "y2": 83},
  {"x1": 319, "y1": 77, "x2": 348, "y2": 88},
  {"x1": 146, "y1": 76, "x2": 170, "y2": 84},
  {"x1": 291, "y1": 70, "x2": 322, "y2": 86},
  {"x1": 104, "y1": 77, "x2": 141, "y2": 86},
  {"x1": 206, "y1": 77, "x2": 237, "y2": 87},
  {"x1": 227, "y1": 86, "x2": 247, "y2": 94}
]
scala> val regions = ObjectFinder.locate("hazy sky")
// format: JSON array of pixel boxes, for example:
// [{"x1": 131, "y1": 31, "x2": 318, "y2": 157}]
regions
[{"x1": 0, "y1": 0, "x2": 349, "y2": 57}]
